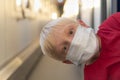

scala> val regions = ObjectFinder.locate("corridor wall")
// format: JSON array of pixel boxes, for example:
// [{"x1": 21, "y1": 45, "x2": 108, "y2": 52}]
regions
[{"x1": 0, "y1": 0, "x2": 47, "y2": 68}]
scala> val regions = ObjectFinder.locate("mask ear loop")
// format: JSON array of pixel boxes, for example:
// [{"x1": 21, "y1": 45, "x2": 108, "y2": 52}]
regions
[{"x1": 77, "y1": 19, "x2": 89, "y2": 28}]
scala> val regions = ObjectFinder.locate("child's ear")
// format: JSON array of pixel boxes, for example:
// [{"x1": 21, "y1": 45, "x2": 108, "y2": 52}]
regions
[
  {"x1": 77, "y1": 19, "x2": 89, "y2": 28},
  {"x1": 62, "y1": 60, "x2": 73, "y2": 64}
]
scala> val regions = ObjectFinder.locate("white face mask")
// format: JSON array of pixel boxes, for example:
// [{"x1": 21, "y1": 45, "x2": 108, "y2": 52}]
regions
[{"x1": 66, "y1": 25, "x2": 99, "y2": 66}]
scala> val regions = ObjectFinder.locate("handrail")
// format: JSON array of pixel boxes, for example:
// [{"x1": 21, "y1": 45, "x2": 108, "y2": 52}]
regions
[{"x1": 0, "y1": 39, "x2": 42, "y2": 80}]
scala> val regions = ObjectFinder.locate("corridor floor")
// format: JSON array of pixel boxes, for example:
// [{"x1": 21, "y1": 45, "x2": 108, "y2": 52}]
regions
[{"x1": 28, "y1": 55, "x2": 83, "y2": 80}]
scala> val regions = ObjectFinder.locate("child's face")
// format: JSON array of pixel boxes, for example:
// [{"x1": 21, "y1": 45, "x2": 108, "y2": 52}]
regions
[{"x1": 52, "y1": 23, "x2": 78, "y2": 60}]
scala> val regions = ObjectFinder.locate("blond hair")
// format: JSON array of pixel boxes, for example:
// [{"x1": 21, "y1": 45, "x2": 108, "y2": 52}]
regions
[{"x1": 40, "y1": 18, "x2": 79, "y2": 61}]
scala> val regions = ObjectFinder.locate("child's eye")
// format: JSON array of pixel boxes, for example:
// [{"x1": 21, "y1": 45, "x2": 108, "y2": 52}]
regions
[
  {"x1": 69, "y1": 30, "x2": 74, "y2": 35},
  {"x1": 64, "y1": 46, "x2": 67, "y2": 50}
]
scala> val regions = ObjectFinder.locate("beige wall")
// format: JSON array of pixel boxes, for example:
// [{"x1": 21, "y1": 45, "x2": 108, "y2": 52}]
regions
[
  {"x1": 0, "y1": 0, "x2": 6, "y2": 67},
  {"x1": 0, "y1": 0, "x2": 48, "y2": 67}
]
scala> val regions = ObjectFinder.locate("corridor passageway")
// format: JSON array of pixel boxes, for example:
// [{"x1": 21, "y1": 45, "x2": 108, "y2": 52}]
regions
[{"x1": 0, "y1": 0, "x2": 118, "y2": 80}]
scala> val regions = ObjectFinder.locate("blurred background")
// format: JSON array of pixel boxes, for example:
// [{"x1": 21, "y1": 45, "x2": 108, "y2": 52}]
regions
[{"x1": 0, "y1": 0, "x2": 119, "y2": 80}]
